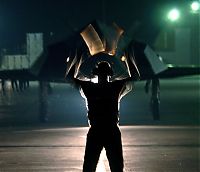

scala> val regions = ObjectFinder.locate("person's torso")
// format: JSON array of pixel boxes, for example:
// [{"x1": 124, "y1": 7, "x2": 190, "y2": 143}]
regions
[{"x1": 80, "y1": 81, "x2": 124, "y2": 124}]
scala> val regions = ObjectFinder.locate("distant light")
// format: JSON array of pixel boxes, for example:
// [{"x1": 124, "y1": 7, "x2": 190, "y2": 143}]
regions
[
  {"x1": 158, "y1": 55, "x2": 164, "y2": 62},
  {"x1": 191, "y1": 1, "x2": 200, "y2": 12},
  {"x1": 167, "y1": 8, "x2": 180, "y2": 21},
  {"x1": 66, "y1": 57, "x2": 70, "y2": 63}
]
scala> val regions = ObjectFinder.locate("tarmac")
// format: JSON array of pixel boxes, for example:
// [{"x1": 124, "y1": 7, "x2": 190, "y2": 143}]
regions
[
  {"x1": 0, "y1": 125, "x2": 199, "y2": 172},
  {"x1": 0, "y1": 76, "x2": 199, "y2": 171}
]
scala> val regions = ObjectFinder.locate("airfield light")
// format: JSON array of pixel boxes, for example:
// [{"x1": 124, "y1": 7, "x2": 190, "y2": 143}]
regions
[
  {"x1": 191, "y1": 1, "x2": 200, "y2": 12},
  {"x1": 167, "y1": 8, "x2": 180, "y2": 21},
  {"x1": 66, "y1": 57, "x2": 70, "y2": 63},
  {"x1": 121, "y1": 55, "x2": 126, "y2": 62}
]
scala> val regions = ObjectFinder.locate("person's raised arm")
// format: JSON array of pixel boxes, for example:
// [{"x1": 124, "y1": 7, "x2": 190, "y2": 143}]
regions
[{"x1": 118, "y1": 76, "x2": 133, "y2": 99}]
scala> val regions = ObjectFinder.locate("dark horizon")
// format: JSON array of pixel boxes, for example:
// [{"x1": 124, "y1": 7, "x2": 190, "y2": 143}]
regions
[{"x1": 0, "y1": 0, "x2": 188, "y2": 49}]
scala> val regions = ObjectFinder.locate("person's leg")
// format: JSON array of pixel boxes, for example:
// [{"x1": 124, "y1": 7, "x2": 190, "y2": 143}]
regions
[
  {"x1": 105, "y1": 126, "x2": 124, "y2": 172},
  {"x1": 83, "y1": 127, "x2": 103, "y2": 172}
]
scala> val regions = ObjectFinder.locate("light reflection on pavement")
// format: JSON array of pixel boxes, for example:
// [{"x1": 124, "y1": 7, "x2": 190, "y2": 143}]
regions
[{"x1": 0, "y1": 126, "x2": 199, "y2": 172}]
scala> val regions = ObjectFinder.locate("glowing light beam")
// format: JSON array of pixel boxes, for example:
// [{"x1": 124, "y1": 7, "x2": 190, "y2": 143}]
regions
[{"x1": 96, "y1": 149, "x2": 107, "y2": 172}]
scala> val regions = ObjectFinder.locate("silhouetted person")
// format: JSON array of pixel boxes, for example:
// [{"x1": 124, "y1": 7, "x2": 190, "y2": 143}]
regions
[
  {"x1": 74, "y1": 61, "x2": 132, "y2": 172},
  {"x1": 145, "y1": 78, "x2": 160, "y2": 120},
  {"x1": 39, "y1": 81, "x2": 49, "y2": 122},
  {"x1": 11, "y1": 79, "x2": 19, "y2": 92},
  {"x1": 19, "y1": 79, "x2": 24, "y2": 92},
  {"x1": 1, "y1": 79, "x2": 6, "y2": 95}
]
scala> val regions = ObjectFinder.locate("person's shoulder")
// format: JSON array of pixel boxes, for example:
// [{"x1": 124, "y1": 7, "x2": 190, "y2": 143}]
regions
[
  {"x1": 111, "y1": 80, "x2": 126, "y2": 87},
  {"x1": 112, "y1": 79, "x2": 126, "y2": 84},
  {"x1": 71, "y1": 79, "x2": 91, "y2": 89},
  {"x1": 80, "y1": 80, "x2": 95, "y2": 87},
  {"x1": 111, "y1": 78, "x2": 133, "y2": 87}
]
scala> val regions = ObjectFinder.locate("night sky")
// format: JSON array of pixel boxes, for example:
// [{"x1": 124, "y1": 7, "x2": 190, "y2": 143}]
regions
[{"x1": 0, "y1": 0, "x2": 186, "y2": 49}]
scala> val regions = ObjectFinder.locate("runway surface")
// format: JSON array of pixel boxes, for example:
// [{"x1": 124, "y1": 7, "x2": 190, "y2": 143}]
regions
[
  {"x1": 0, "y1": 126, "x2": 199, "y2": 172},
  {"x1": 0, "y1": 76, "x2": 199, "y2": 171}
]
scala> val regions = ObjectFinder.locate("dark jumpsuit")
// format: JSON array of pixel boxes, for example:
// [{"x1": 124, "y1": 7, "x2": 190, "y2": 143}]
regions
[{"x1": 78, "y1": 80, "x2": 129, "y2": 172}]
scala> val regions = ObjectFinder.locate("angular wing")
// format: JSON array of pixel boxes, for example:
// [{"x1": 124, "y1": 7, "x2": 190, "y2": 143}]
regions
[
  {"x1": 29, "y1": 33, "x2": 84, "y2": 83},
  {"x1": 126, "y1": 40, "x2": 200, "y2": 80},
  {"x1": 125, "y1": 40, "x2": 168, "y2": 80},
  {"x1": 157, "y1": 64, "x2": 200, "y2": 78}
]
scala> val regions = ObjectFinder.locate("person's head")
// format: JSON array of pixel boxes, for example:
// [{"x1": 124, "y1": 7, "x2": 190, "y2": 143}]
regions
[{"x1": 92, "y1": 61, "x2": 113, "y2": 82}]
